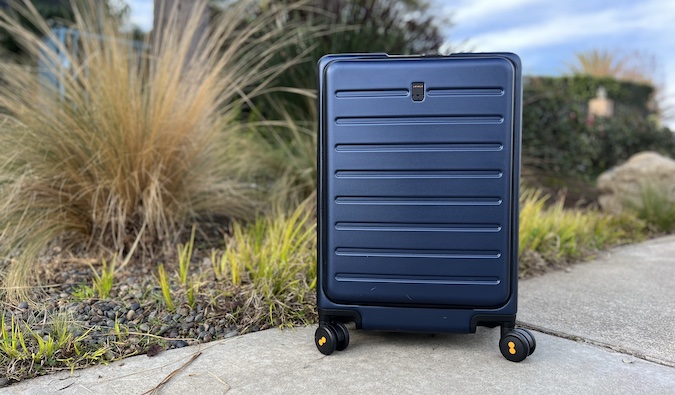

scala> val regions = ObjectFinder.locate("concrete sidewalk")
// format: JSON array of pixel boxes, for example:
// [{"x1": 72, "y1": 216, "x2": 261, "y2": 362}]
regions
[{"x1": 4, "y1": 236, "x2": 675, "y2": 394}]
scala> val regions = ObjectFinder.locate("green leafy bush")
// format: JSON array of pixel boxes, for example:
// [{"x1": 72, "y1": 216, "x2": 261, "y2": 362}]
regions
[{"x1": 522, "y1": 75, "x2": 674, "y2": 177}]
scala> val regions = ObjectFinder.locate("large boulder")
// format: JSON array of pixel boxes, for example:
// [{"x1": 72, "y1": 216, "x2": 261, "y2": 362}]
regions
[{"x1": 597, "y1": 151, "x2": 675, "y2": 213}]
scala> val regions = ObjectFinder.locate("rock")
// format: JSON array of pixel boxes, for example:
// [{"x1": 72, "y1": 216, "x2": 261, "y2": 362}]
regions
[
  {"x1": 139, "y1": 323, "x2": 150, "y2": 332},
  {"x1": 17, "y1": 301, "x2": 28, "y2": 310},
  {"x1": 126, "y1": 310, "x2": 135, "y2": 321},
  {"x1": 597, "y1": 151, "x2": 675, "y2": 213}
]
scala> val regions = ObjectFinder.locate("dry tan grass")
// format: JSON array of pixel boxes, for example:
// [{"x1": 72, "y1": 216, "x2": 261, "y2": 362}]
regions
[{"x1": 0, "y1": 0, "x2": 309, "y2": 300}]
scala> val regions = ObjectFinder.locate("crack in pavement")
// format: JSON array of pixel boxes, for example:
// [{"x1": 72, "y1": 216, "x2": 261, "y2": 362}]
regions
[{"x1": 517, "y1": 321, "x2": 675, "y2": 369}]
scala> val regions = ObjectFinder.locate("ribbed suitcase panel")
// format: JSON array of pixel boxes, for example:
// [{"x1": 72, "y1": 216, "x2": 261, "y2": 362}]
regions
[{"x1": 323, "y1": 57, "x2": 516, "y2": 307}]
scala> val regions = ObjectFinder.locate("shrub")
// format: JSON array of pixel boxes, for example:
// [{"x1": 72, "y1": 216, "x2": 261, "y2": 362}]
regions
[
  {"x1": 519, "y1": 188, "x2": 646, "y2": 275},
  {"x1": 522, "y1": 75, "x2": 674, "y2": 178},
  {"x1": 625, "y1": 183, "x2": 675, "y2": 234},
  {"x1": 213, "y1": 197, "x2": 317, "y2": 328},
  {"x1": 0, "y1": 0, "x2": 306, "y2": 300}
]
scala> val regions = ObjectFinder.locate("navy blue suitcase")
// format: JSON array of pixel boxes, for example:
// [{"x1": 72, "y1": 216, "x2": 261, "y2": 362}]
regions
[{"x1": 315, "y1": 53, "x2": 536, "y2": 362}]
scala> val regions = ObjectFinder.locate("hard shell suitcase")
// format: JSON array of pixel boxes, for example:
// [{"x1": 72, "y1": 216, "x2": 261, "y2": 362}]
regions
[{"x1": 315, "y1": 53, "x2": 536, "y2": 362}]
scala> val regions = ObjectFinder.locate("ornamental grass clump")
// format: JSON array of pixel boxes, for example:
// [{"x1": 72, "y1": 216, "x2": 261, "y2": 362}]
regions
[
  {"x1": 0, "y1": 0, "x2": 307, "y2": 300},
  {"x1": 519, "y1": 188, "x2": 646, "y2": 275}
]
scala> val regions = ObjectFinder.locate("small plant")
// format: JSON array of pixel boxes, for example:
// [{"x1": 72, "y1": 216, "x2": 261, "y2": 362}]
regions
[
  {"x1": 89, "y1": 255, "x2": 117, "y2": 299},
  {"x1": 626, "y1": 183, "x2": 675, "y2": 234},
  {"x1": 177, "y1": 227, "x2": 196, "y2": 287},
  {"x1": 211, "y1": 247, "x2": 242, "y2": 286},
  {"x1": 71, "y1": 284, "x2": 96, "y2": 301},
  {"x1": 0, "y1": 316, "x2": 29, "y2": 361},
  {"x1": 216, "y1": 198, "x2": 317, "y2": 327},
  {"x1": 156, "y1": 264, "x2": 175, "y2": 312},
  {"x1": 177, "y1": 226, "x2": 202, "y2": 308},
  {"x1": 186, "y1": 280, "x2": 200, "y2": 309}
]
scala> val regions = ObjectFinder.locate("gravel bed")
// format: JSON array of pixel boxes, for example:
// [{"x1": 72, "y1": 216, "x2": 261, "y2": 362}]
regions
[{"x1": 2, "y1": 259, "x2": 262, "y2": 367}]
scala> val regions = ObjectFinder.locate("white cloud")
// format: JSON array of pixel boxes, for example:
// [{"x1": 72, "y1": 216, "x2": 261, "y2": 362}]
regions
[
  {"x1": 445, "y1": 0, "x2": 540, "y2": 25},
  {"x1": 128, "y1": 0, "x2": 153, "y2": 32},
  {"x1": 464, "y1": 4, "x2": 671, "y2": 53}
]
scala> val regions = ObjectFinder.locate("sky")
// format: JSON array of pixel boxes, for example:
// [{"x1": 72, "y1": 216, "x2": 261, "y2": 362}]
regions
[{"x1": 127, "y1": 0, "x2": 675, "y2": 127}]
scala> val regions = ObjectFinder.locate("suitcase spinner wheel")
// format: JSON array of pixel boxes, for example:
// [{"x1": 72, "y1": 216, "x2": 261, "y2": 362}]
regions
[
  {"x1": 499, "y1": 328, "x2": 536, "y2": 362},
  {"x1": 315, "y1": 322, "x2": 350, "y2": 355}
]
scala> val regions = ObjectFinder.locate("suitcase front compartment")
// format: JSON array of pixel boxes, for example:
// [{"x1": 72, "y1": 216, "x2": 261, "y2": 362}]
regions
[{"x1": 323, "y1": 57, "x2": 517, "y2": 308}]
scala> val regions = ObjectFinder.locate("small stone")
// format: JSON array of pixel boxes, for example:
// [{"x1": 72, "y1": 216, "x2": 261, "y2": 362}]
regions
[
  {"x1": 194, "y1": 313, "x2": 204, "y2": 322},
  {"x1": 130, "y1": 302, "x2": 140, "y2": 311},
  {"x1": 177, "y1": 307, "x2": 189, "y2": 316},
  {"x1": 18, "y1": 301, "x2": 28, "y2": 309},
  {"x1": 104, "y1": 350, "x2": 115, "y2": 361},
  {"x1": 162, "y1": 314, "x2": 172, "y2": 322},
  {"x1": 224, "y1": 330, "x2": 237, "y2": 339},
  {"x1": 126, "y1": 310, "x2": 135, "y2": 320},
  {"x1": 169, "y1": 330, "x2": 178, "y2": 338},
  {"x1": 0, "y1": 377, "x2": 10, "y2": 387},
  {"x1": 106, "y1": 319, "x2": 115, "y2": 328},
  {"x1": 139, "y1": 323, "x2": 150, "y2": 332},
  {"x1": 174, "y1": 340, "x2": 187, "y2": 348},
  {"x1": 185, "y1": 315, "x2": 194, "y2": 323},
  {"x1": 172, "y1": 314, "x2": 182, "y2": 322}
]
